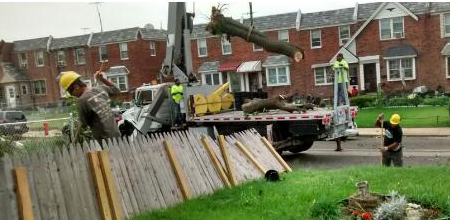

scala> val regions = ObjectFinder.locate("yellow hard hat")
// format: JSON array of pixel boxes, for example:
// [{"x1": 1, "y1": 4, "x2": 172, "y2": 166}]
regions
[
  {"x1": 59, "y1": 71, "x2": 80, "y2": 91},
  {"x1": 390, "y1": 114, "x2": 401, "y2": 124}
]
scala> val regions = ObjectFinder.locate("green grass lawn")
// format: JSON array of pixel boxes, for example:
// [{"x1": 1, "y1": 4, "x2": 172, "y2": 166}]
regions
[
  {"x1": 355, "y1": 106, "x2": 450, "y2": 128},
  {"x1": 132, "y1": 166, "x2": 450, "y2": 220},
  {"x1": 25, "y1": 112, "x2": 71, "y2": 131}
]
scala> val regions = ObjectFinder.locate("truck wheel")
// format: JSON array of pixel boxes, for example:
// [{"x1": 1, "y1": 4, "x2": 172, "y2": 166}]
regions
[{"x1": 288, "y1": 137, "x2": 315, "y2": 153}]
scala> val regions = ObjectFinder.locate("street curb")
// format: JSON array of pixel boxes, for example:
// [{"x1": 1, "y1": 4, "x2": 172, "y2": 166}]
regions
[{"x1": 357, "y1": 134, "x2": 450, "y2": 137}]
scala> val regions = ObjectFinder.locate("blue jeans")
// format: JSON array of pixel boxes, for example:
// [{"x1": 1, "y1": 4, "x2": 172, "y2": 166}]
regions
[{"x1": 337, "y1": 83, "x2": 346, "y2": 105}]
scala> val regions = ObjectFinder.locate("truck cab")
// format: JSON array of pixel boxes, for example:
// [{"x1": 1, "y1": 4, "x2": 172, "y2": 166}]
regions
[{"x1": 119, "y1": 83, "x2": 174, "y2": 135}]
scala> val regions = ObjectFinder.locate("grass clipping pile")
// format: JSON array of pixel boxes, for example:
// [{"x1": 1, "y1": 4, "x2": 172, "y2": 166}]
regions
[{"x1": 342, "y1": 181, "x2": 444, "y2": 220}]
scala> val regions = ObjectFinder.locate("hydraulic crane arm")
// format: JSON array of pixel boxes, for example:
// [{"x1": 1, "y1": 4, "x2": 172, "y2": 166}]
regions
[{"x1": 160, "y1": 2, "x2": 197, "y2": 84}]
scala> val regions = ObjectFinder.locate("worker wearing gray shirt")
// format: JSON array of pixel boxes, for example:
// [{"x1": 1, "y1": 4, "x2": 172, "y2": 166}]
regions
[{"x1": 59, "y1": 70, "x2": 121, "y2": 142}]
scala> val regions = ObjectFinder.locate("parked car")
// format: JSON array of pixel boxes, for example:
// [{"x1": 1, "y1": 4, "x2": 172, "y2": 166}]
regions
[{"x1": 0, "y1": 111, "x2": 29, "y2": 135}]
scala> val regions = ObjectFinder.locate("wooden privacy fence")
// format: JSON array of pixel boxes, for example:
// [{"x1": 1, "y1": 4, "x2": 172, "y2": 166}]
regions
[{"x1": 0, "y1": 129, "x2": 291, "y2": 220}]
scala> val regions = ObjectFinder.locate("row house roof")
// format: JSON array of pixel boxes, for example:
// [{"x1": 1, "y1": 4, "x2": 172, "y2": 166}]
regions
[
  {"x1": 191, "y1": 2, "x2": 450, "y2": 38},
  {"x1": 0, "y1": 62, "x2": 29, "y2": 83},
  {"x1": 13, "y1": 37, "x2": 49, "y2": 52},
  {"x1": 12, "y1": 27, "x2": 167, "y2": 52},
  {"x1": 9, "y1": 2, "x2": 450, "y2": 52},
  {"x1": 51, "y1": 34, "x2": 90, "y2": 50}
]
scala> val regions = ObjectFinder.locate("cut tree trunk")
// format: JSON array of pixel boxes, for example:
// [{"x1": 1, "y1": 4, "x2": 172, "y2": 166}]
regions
[
  {"x1": 241, "y1": 96, "x2": 312, "y2": 114},
  {"x1": 207, "y1": 7, "x2": 304, "y2": 62}
]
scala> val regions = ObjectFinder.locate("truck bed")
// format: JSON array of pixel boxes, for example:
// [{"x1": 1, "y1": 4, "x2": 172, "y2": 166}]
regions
[{"x1": 191, "y1": 106, "x2": 358, "y2": 123}]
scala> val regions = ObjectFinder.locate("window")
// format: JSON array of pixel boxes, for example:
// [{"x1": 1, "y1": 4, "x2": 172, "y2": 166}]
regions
[
  {"x1": 75, "y1": 48, "x2": 86, "y2": 65},
  {"x1": 99, "y1": 45, "x2": 108, "y2": 61},
  {"x1": 314, "y1": 67, "x2": 334, "y2": 85},
  {"x1": 311, "y1": 29, "x2": 321, "y2": 48},
  {"x1": 221, "y1": 36, "x2": 232, "y2": 55},
  {"x1": 107, "y1": 76, "x2": 128, "y2": 92},
  {"x1": 278, "y1": 30, "x2": 289, "y2": 42},
  {"x1": 21, "y1": 84, "x2": 28, "y2": 95},
  {"x1": 32, "y1": 80, "x2": 46, "y2": 95},
  {"x1": 265, "y1": 66, "x2": 290, "y2": 86},
  {"x1": 19, "y1": 53, "x2": 27, "y2": 68},
  {"x1": 387, "y1": 58, "x2": 415, "y2": 81},
  {"x1": 119, "y1": 43, "x2": 128, "y2": 60},
  {"x1": 339, "y1": 26, "x2": 350, "y2": 45},
  {"x1": 253, "y1": 43, "x2": 263, "y2": 51},
  {"x1": 444, "y1": 14, "x2": 450, "y2": 36},
  {"x1": 379, "y1": 17, "x2": 404, "y2": 40},
  {"x1": 197, "y1": 38, "x2": 207, "y2": 57},
  {"x1": 8, "y1": 88, "x2": 14, "y2": 98},
  {"x1": 57, "y1": 51, "x2": 66, "y2": 66},
  {"x1": 149, "y1": 42, "x2": 156, "y2": 56},
  {"x1": 203, "y1": 72, "x2": 222, "y2": 85},
  {"x1": 35, "y1": 51, "x2": 44, "y2": 67}
]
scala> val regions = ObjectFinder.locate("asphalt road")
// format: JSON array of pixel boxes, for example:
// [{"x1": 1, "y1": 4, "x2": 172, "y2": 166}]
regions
[{"x1": 282, "y1": 136, "x2": 450, "y2": 170}]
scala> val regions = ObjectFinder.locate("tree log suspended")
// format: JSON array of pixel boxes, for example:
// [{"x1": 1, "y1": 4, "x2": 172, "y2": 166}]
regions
[
  {"x1": 206, "y1": 7, "x2": 304, "y2": 62},
  {"x1": 241, "y1": 95, "x2": 314, "y2": 114}
]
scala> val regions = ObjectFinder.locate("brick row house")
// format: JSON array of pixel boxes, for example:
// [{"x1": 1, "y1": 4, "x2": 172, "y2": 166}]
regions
[
  {"x1": 2, "y1": 2, "x2": 450, "y2": 110},
  {"x1": 0, "y1": 27, "x2": 166, "y2": 109},
  {"x1": 190, "y1": 2, "x2": 450, "y2": 99}
]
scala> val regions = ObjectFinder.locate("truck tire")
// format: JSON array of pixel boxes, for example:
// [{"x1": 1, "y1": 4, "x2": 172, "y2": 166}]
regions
[{"x1": 288, "y1": 137, "x2": 315, "y2": 153}]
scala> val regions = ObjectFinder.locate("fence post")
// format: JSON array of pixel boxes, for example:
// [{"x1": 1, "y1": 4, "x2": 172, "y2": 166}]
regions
[
  {"x1": 14, "y1": 167, "x2": 35, "y2": 220},
  {"x1": 69, "y1": 113, "x2": 74, "y2": 141}
]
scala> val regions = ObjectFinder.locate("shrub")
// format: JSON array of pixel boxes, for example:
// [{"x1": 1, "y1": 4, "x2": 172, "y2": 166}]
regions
[
  {"x1": 374, "y1": 191, "x2": 407, "y2": 220},
  {"x1": 387, "y1": 97, "x2": 409, "y2": 106},
  {"x1": 309, "y1": 198, "x2": 342, "y2": 220},
  {"x1": 0, "y1": 138, "x2": 16, "y2": 157},
  {"x1": 422, "y1": 96, "x2": 450, "y2": 106},
  {"x1": 387, "y1": 95, "x2": 423, "y2": 107},
  {"x1": 350, "y1": 95, "x2": 377, "y2": 108}
]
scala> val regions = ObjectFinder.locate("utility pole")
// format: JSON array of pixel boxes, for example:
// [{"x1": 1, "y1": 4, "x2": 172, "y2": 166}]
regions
[{"x1": 90, "y1": 2, "x2": 104, "y2": 32}]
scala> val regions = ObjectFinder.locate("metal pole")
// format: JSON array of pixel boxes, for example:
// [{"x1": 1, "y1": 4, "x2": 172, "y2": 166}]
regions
[
  {"x1": 249, "y1": 2, "x2": 253, "y2": 26},
  {"x1": 90, "y1": 2, "x2": 104, "y2": 32},
  {"x1": 69, "y1": 112, "x2": 74, "y2": 141},
  {"x1": 333, "y1": 68, "x2": 339, "y2": 110}
]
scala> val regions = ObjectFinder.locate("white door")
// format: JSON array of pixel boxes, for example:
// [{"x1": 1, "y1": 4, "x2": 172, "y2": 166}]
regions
[{"x1": 6, "y1": 85, "x2": 16, "y2": 109}]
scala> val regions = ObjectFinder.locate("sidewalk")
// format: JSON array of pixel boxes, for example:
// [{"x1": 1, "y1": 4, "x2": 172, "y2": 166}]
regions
[{"x1": 358, "y1": 127, "x2": 450, "y2": 136}]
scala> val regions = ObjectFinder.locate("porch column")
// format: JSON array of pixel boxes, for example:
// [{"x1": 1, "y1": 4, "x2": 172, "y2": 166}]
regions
[
  {"x1": 376, "y1": 61, "x2": 381, "y2": 87},
  {"x1": 359, "y1": 63, "x2": 365, "y2": 91}
]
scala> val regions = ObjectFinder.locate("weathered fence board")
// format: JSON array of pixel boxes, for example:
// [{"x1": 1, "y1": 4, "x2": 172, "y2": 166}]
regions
[
  {"x1": 136, "y1": 136, "x2": 167, "y2": 210},
  {"x1": 14, "y1": 166, "x2": 34, "y2": 220},
  {"x1": 112, "y1": 137, "x2": 139, "y2": 215},
  {"x1": 21, "y1": 153, "x2": 42, "y2": 220},
  {"x1": 79, "y1": 143, "x2": 102, "y2": 220},
  {"x1": 187, "y1": 131, "x2": 224, "y2": 189},
  {"x1": 55, "y1": 147, "x2": 82, "y2": 220},
  {"x1": 0, "y1": 156, "x2": 19, "y2": 220},
  {"x1": 1, "y1": 129, "x2": 289, "y2": 220},
  {"x1": 47, "y1": 152, "x2": 69, "y2": 220}
]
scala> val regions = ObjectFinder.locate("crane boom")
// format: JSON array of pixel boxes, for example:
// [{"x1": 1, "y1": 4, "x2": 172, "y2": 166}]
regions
[{"x1": 160, "y1": 2, "x2": 197, "y2": 84}]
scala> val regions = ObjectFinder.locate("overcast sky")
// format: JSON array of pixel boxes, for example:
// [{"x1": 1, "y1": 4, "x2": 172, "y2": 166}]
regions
[{"x1": 0, "y1": 0, "x2": 421, "y2": 42}]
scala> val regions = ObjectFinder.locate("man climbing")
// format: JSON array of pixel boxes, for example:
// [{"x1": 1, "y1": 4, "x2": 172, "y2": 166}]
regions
[
  {"x1": 375, "y1": 113, "x2": 403, "y2": 167},
  {"x1": 332, "y1": 53, "x2": 350, "y2": 105},
  {"x1": 59, "y1": 71, "x2": 121, "y2": 143},
  {"x1": 171, "y1": 79, "x2": 185, "y2": 126}
]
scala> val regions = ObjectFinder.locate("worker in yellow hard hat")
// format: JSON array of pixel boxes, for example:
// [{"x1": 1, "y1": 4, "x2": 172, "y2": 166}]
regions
[
  {"x1": 59, "y1": 70, "x2": 121, "y2": 142},
  {"x1": 170, "y1": 79, "x2": 185, "y2": 127},
  {"x1": 332, "y1": 53, "x2": 350, "y2": 106},
  {"x1": 375, "y1": 113, "x2": 403, "y2": 167}
]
